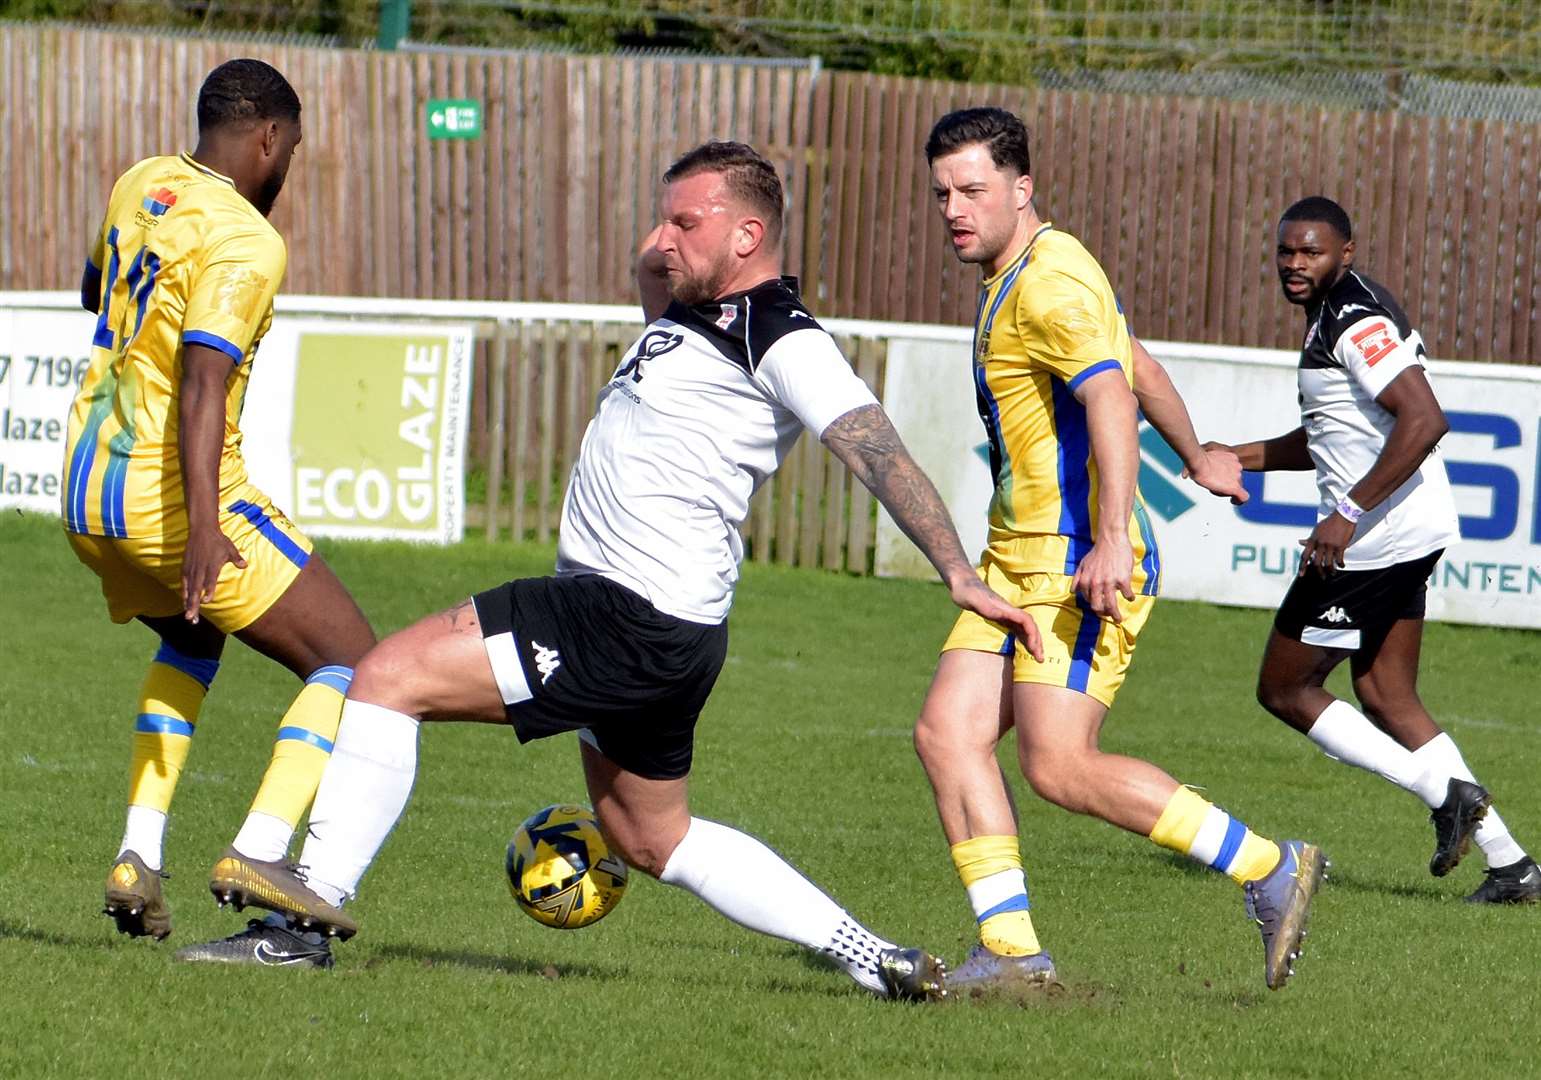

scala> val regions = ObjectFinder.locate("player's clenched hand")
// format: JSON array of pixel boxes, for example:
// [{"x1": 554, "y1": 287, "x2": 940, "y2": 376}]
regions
[
  {"x1": 636, "y1": 225, "x2": 668, "y2": 278},
  {"x1": 181, "y1": 524, "x2": 246, "y2": 623},
  {"x1": 948, "y1": 575, "x2": 1044, "y2": 663},
  {"x1": 1071, "y1": 536, "x2": 1135, "y2": 622},
  {"x1": 1298, "y1": 513, "x2": 1354, "y2": 578},
  {"x1": 1185, "y1": 444, "x2": 1250, "y2": 505}
]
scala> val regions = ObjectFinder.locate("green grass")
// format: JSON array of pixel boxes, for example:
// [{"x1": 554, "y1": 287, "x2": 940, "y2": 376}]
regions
[{"x1": 1, "y1": 510, "x2": 1538, "y2": 1078}]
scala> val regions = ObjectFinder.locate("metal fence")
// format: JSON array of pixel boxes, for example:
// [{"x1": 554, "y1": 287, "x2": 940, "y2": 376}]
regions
[{"x1": 418, "y1": 0, "x2": 1541, "y2": 82}]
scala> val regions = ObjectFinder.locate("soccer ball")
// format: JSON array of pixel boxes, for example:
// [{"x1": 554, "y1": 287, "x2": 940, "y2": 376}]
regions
[{"x1": 506, "y1": 804, "x2": 628, "y2": 929}]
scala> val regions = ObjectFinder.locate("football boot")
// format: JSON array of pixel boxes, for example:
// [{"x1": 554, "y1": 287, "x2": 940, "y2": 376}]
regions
[
  {"x1": 176, "y1": 915, "x2": 334, "y2": 967},
  {"x1": 1429, "y1": 778, "x2": 1491, "y2": 878},
  {"x1": 877, "y1": 947, "x2": 948, "y2": 1002},
  {"x1": 946, "y1": 944, "x2": 1058, "y2": 995},
  {"x1": 104, "y1": 850, "x2": 172, "y2": 940},
  {"x1": 1243, "y1": 839, "x2": 1326, "y2": 990},
  {"x1": 1465, "y1": 857, "x2": 1541, "y2": 905},
  {"x1": 208, "y1": 845, "x2": 357, "y2": 939}
]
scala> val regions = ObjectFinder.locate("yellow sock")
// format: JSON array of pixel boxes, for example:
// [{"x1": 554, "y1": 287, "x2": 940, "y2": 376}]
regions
[
  {"x1": 126, "y1": 645, "x2": 217, "y2": 811},
  {"x1": 951, "y1": 834, "x2": 1041, "y2": 956},
  {"x1": 246, "y1": 666, "x2": 351, "y2": 830},
  {"x1": 1150, "y1": 786, "x2": 1281, "y2": 886}
]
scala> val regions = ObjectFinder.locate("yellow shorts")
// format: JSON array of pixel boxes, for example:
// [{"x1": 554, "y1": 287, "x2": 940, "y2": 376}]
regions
[
  {"x1": 66, "y1": 485, "x2": 313, "y2": 633},
  {"x1": 941, "y1": 556, "x2": 1155, "y2": 709}
]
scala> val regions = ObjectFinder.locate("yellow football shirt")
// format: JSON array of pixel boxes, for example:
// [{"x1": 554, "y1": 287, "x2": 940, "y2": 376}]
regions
[
  {"x1": 971, "y1": 224, "x2": 1160, "y2": 595},
  {"x1": 63, "y1": 152, "x2": 287, "y2": 539}
]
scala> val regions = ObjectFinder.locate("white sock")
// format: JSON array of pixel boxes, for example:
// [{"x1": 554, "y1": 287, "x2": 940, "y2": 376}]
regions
[
  {"x1": 296, "y1": 700, "x2": 420, "y2": 907},
  {"x1": 1414, "y1": 733, "x2": 1529, "y2": 869},
  {"x1": 232, "y1": 811, "x2": 294, "y2": 863},
  {"x1": 659, "y1": 817, "x2": 896, "y2": 996},
  {"x1": 1308, "y1": 700, "x2": 1449, "y2": 808},
  {"x1": 119, "y1": 805, "x2": 167, "y2": 870}
]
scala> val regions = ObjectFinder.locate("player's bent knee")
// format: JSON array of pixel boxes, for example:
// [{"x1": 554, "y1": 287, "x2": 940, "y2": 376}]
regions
[
  {"x1": 348, "y1": 639, "x2": 434, "y2": 714},
  {"x1": 1255, "y1": 677, "x2": 1302, "y2": 721},
  {"x1": 1019, "y1": 752, "x2": 1087, "y2": 812},
  {"x1": 592, "y1": 813, "x2": 673, "y2": 878}
]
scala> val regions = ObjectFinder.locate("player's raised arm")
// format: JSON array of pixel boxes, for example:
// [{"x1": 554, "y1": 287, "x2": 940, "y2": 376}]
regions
[
  {"x1": 178, "y1": 343, "x2": 247, "y2": 622},
  {"x1": 636, "y1": 224, "x2": 671, "y2": 324},
  {"x1": 820, "y1": 403, "x2": 1044, "y2": 661},
  {"x1": 1131, "y1": 337, "x2": 1247, "y2": 504}
]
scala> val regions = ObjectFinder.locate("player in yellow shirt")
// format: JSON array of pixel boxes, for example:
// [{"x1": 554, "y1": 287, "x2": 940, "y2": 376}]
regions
[
  {"x1": 914, "y1": 108, "x2": 1325, "y2": 992},
  {"x1": 63, "y1": 59, "x2": 374, "y2": 966}
]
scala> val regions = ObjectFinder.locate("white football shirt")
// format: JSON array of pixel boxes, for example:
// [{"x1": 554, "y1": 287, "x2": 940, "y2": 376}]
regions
[
  {"x1": 1297, "y1": 271, "x2": 1460, "y2": 569},
  {"x1": 556, "y1": 277, "x2": 878, "y2": 622}
]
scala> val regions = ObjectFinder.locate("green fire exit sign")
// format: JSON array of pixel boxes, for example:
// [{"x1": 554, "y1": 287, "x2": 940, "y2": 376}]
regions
[{"x1": 427, "y1": 99, "x2": 482, "y2": 139}]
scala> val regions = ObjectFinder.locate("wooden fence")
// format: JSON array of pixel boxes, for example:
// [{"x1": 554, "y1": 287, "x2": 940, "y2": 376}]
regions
[{"x1": 3, "y1": 22, "x2": 1539, "y2": 364}]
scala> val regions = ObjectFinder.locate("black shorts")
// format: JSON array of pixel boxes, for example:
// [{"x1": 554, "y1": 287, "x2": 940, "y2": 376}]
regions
[
  {"x1": 472, "y1": 573, "x2": 728, "y2": 780},
  {"x1": 1274, "y1": 549, "x2": 1442, "y2": 654}
]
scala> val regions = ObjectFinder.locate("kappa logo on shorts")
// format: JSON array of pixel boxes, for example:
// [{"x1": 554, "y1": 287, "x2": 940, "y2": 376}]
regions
[
  {"x1": 1319, "y1": 605, "x2": 1352, "y2": 625},
  {"x1": 531, "y1": 640, "x2": 562, "y2": 684}
]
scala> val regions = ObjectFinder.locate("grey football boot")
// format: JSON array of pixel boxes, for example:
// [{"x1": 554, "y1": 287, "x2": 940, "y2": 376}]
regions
[{"x1": 1243, "y1": 839, "x2": 1327, "y2": 990}]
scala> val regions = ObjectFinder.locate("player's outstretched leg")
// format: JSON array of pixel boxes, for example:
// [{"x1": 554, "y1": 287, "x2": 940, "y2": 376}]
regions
[
  {"x1": 1012, "y1": 684, "x2": 1325, "y2": 990},
  {"x1": 226, "y1": 599, "x2": 510, "y2": 941},
  {"x1": 582, "y1": 742, "x2": 946, "y2": 1001},
  {"x1": 1145, "y1": 785, "x2": 1328, "y2": 989}
]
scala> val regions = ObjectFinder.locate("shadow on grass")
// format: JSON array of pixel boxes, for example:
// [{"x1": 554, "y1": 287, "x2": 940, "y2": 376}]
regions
[
  {"x1": 370, "y1": 941, "x2": 623, "y2": 981},
  {"x1": 0, "y1": 918, "x2": 118, "y2": 951},
  {"x1": 789, "y1": 947, "x2": 1120, "y2": 1009}
]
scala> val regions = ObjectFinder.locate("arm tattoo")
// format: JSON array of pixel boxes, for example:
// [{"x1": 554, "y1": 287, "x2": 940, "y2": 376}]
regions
[{"x1": 821, "y1": 404, "x2": 971, "y2": 582}]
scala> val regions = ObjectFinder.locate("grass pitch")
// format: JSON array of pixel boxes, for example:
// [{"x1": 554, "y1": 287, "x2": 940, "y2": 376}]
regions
[{"x1": 1, "y1": 511, "x2": 1538, "y2": 1078}]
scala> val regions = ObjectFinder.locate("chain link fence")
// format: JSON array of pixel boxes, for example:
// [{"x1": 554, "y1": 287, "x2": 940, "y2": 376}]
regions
[{"x1": 409, "y1": 0, "x2": 1541, "y2": 83}]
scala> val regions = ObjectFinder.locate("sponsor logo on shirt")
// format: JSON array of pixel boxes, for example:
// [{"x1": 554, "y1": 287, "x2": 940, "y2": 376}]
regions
[
  {"x1": 613, "y1": 330, "x2": 683, "y2": 384},
  {"x1": 1350, "y1": 320, "x2": 1397, "y2": 367},
  {"x1": 716, "y1": 303, "x2": 737, "y2": 330},
  {"x1": 141, "y1": 187, "x2": 177, "y2": 216}
]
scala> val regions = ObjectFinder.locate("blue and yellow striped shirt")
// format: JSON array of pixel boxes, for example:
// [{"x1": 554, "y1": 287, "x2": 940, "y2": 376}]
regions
[
  {"x1": 63, "y1": 153, "x2": 286, "y2": 539},
  {"x1": 971, "y1": 224, "x2": 1160, "y2": 594}
]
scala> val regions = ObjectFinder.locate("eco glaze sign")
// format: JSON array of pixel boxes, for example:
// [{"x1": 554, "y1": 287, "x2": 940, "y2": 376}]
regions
[
  {"x1": 879, "y1": 337, "x2": 1541, "y2": 631},
  {"x1": 0, "y1": 303, "x2": 472, "y2": 545},
  {"x1": 244, "y1": 322, "x2": 474, "y2": 543}
]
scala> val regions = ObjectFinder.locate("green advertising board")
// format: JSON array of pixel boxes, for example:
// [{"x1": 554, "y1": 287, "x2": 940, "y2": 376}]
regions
[
  {"x1": 287, "y1": 326, "x2": 472, "y2": 542},
  {"x1": 426, "y1": 99, "x2": 483, "y2": 140}
]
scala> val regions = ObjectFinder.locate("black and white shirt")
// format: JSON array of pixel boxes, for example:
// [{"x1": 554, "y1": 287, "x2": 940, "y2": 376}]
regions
[
  {"x1": 1298, "y1": 271, "x2": 1460, "y2": 569},
  {"x1": 555, "y1": 277, "x2": 877, "y2": 622}
]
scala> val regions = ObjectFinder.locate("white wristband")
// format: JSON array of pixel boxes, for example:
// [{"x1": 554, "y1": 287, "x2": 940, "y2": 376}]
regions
[{"x1": 1335, "y1": 495, "x2": 1365, "y2": 524}]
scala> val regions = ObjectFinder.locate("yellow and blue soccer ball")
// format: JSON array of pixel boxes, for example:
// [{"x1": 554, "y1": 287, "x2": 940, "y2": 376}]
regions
[{"x1": 506, "y1": 804, "x2": 628, "y2": 929}]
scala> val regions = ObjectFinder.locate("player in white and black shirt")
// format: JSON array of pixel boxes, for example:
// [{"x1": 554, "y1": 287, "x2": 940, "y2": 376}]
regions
[
  {"x1": 212, "y1": 141, "x2": 1054, "y2": 983},
  {"x1": 1211, "y1": 197, "x2": 1537, "y2": 903}
]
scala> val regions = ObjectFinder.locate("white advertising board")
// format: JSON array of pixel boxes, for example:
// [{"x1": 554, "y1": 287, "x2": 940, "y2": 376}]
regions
[
  {"x1": 878, "y1": 335, "x2": 1541, "y2": 630},
  {"x1": 0, "y1": 301, "x2": 473, "y2": 544}
]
